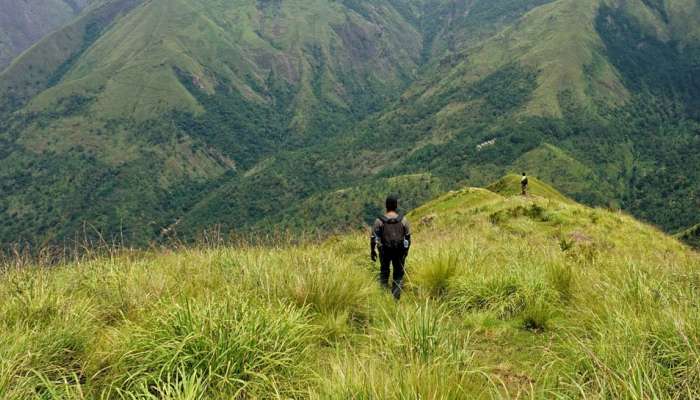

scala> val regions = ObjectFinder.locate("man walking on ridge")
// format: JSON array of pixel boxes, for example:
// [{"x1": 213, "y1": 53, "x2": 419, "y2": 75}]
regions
[
  {"x1": 371, "y1": 195, "x2": 411, "y2": 300},
  {"x1": 521, "y1": 172, "x2": 529, "y2": 196}
]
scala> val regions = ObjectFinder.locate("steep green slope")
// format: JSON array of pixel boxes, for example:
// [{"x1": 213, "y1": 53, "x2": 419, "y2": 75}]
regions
[
  {"x1": 0, "y1": 0, "x2": 699, "y2": 247},
  {"x1": 0, "y1": 0, "x2": 428, "y2": 246},
  {"x1": 1, "y1": 179, "x2": 698, "y2": 398},
  {"x1": 0, "y1": 0, "x2": 142, "y2": 111},
  {"x1": 293, "y1": 0, "x2": 700, "y2": 231},
  {"x1": 511, "y1": 143, "x2": 617, "y2": 204},
  {"x1": 0, "y1": 0, "x2": 91, "y2": 70}
]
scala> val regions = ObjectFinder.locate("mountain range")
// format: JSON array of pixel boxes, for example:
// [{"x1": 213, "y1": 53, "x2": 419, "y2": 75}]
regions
[{"x1": 0, "y1": 0, "x2": 698, "y2": 247}]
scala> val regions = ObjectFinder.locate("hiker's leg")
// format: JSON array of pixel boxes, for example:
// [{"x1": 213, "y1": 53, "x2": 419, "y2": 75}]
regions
[
  {"x1": 391, "y1": 250, "x2": 406, "y2": 300},
  {"x1": 379, "y1": 249, "x2": 390, "y2": 289}
]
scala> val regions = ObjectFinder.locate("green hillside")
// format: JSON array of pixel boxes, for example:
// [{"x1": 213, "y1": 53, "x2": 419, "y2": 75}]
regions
[
  {"x1": 0, "y1": 0, "x2": 698, "y2": 247},
  {"x1": 0, "y1": 0, "x2": 428, "y2": 246},
  {"x1": 250, "y1": 173, "x2": 446, "y2": 235},
  {"x1": 677, "y1": 223, "x2": 700, "y2": 249},
  {"x1": 2, "y1": 179, "x2": 698, "y2": 398},
  {"x1": 511, "y1": 143, "x2": 617, "y2": 204},
  {"x1": 312, "y1": 0, "x2": 700, "y2": 230}
]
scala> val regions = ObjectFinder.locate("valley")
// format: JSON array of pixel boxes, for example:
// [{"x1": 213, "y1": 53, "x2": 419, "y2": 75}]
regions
[{"x1": 0, "y1": 0, "x2": 698, "y2": 248}]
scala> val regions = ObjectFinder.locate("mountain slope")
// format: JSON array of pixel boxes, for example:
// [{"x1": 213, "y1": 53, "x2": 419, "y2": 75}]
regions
[
  {"x1": 285, "y1": 0, "x2": 699, "y2": 232},
  {"x1": 0, "y1": 0, "x2": 699, "y2": 246},
  {"x1": 0, "y1": 0, "x2": 429, "y2": 245},
  {"x1": 0, "y1": 0, "x2": 91, "y2": 70},
  {"x1": 2, "y1": 178, "x2": 698, "y2": 398}
]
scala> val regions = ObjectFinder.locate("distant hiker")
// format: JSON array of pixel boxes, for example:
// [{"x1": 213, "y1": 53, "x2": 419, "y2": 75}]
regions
[
  {"x1": 371, "y1": 195, "x2": 411, "y2": 300},
  {"x1": 521, "y1": 172, "x2": 529, "y2": 196}
]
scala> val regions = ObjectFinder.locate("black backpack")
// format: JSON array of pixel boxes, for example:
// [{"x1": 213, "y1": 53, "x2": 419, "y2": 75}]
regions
[{"x1": 379, "y1": 215, "x2": 406, "y2": 249}]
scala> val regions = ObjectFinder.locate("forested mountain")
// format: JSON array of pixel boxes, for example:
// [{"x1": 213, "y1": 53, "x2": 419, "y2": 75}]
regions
[
  {"x1": 0, "y1": 0, "x2": 698, "y2": 246},
  {"x1": 0, "y1": 0, "x2": 91, "y2": 70}
]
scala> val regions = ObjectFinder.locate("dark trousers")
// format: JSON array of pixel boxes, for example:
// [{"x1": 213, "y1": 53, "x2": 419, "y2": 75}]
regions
[{"x1": 379, "y1": 248, "x2": 406, "y2": 299}]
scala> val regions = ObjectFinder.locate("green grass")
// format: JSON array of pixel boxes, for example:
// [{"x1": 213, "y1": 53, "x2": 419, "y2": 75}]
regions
[
  {"x1": 1, "y1": 178, "x2": 698, "y2": 398},
  {"x1": 677, "y1": 223, "x2": 700, "y2": 249}
]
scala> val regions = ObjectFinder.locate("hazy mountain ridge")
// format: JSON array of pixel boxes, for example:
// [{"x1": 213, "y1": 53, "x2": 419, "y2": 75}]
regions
[{"x1": 0, "y1": 0, "x2": 91, "y2": 70}]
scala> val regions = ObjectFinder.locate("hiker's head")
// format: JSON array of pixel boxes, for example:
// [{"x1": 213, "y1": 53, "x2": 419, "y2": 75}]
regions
[
  {"x1": 522, "y1": 172, "x2": 526, "y2": 176},
  {"x1": 385, "y1": 195, "x2": 399, "y2": 212}
]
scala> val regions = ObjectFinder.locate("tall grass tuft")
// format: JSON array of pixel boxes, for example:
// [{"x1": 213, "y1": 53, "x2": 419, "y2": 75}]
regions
[
  {"x1": 550, "y1": 311, "x2": 700, "y2": 398},
  {"x1": 449, "y1": 274, "x2": 527, "y2": 319},
  {"x1": 385, "y1": 302, "x2": 463, "y2": 363},
  {"x1": 283, "y1": 253, "x2": 376, "y2": 324},
  {"x1": 413, "y1": 252, "x2": 460, "y2": 298},
  {"x1": 546, "y1": 262, "x2": 573, "y2": 302},
  {"x1": 102, "y1": 299, "x2": 315, "y2": 398}
]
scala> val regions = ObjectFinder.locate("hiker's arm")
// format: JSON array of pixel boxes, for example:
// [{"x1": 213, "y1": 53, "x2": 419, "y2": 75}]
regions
[
  {"x1": 404, "y1": 219, "x2": 412, "y2": 249},
  {"x1": 370, "y1": 220, "x2": 381, "y2": 261},
  {"x1": 402, "y1": 218, "x2": 412, "y2": 261}
]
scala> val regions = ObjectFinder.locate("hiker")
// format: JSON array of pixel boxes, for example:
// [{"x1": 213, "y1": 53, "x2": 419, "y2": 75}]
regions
[
  {"x1": 521, "y1": 172, "x2": 529, "y2": 196},
  {"x1": 370, "y1": 195, "x2": 411, "y2": 300}
]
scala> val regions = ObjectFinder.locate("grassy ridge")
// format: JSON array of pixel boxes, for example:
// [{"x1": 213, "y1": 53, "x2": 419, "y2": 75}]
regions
[
  {"x1": 486, "y1": 174, "x2": 574, "y2": 204},
  {"x1": 1, "y1": 179, "x2": 698, "y2": 398}
]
